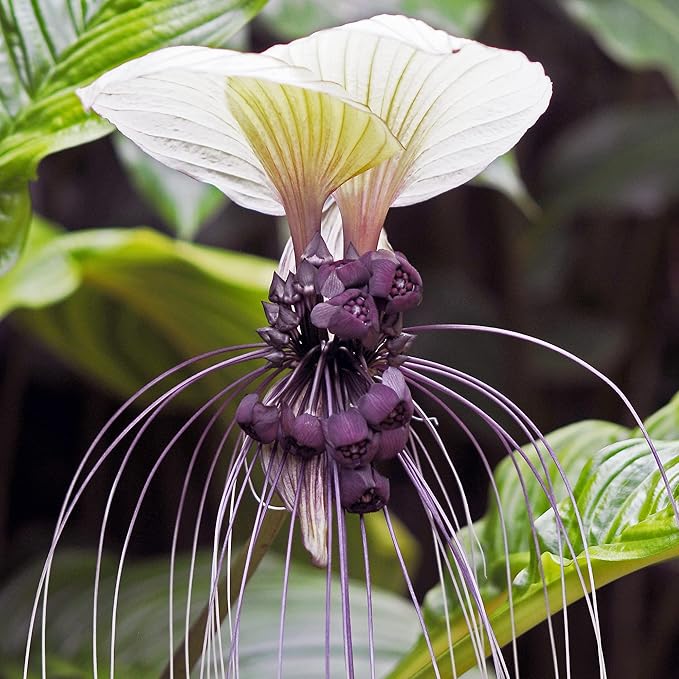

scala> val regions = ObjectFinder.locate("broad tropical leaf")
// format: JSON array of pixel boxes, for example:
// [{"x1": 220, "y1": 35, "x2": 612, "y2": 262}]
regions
[
  {"x1": 559, "y1": 0, "x2": 679, "y2": 92},
  {"x1": 0, "y1": 551, "x2": 420, "y2": 678},
  {"x1": 260, "y1": 0, "x2": 491, "y2": 39},
  {"x1": 0, "y1": 0, "x2": 267, "y2": 271},
  {"x1": 2, "y1": 217, "x2": 273, "y2": 404}
]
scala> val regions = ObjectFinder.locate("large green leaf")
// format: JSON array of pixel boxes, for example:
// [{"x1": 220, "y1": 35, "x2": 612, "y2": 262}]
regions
[
  {"x1": 2, "y1": 217, "x2": 274, "y2": 403},
  {"x1": 0, "y1": 0, "x2": 266, "y2": 270},
  {"x1": 558, "y1": 0, "x2": 679, "y2": 92},
  {"x1": 0, "y1": 551, "x2": 420, "y2": 678},
  {"x1": 389, "y1": 396, "x2": 679, "y2": 678},
  {"x1": 0, "y1": 182, "x2": 31, "y2": 273},
  {"x1": 260, "y1": 0, "x2": 490, "y2": 40}
]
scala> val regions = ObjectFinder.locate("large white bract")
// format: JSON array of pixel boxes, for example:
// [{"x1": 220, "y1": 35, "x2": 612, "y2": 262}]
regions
[{"x1": 77, "y1": 14, "x2": 551, "y2": 258}]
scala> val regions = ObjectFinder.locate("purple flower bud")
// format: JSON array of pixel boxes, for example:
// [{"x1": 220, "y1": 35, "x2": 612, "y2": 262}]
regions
[
  {"x1": 310, "y1": 289, "x2": 379, "y2": 344},
  {"x1": 262, "y1": 301, "x2": 279, "y2": 325},
  {"x1": 339, "y1": 465, "x2": 390, "y2": 514},
  {"x1": 274, "y1": 305, "x2": 300, "y2": 332},
  {"x1": 317, "y1": 259, "x2": 370, "y2": 298},
  {"x1": 268, "y1": 272, "x2": 285, "y2": 303},
  {"x1": 323, "y1": 409, "x2": 378, "y2": 468},
  {"x1": 367, "y1": 251, "x2": 422, "y2": 313},
  {"x1": 357, "y1": 382, "x2": 414, "y2": 431},
  {"x1": 302, "y1": 232, "x2": 332, "y2": 267},
  {"x1": 278, "y1": 406, "x2": 325, "y2": 459},
  {"x1": 293, "y1": 259, "x2": 317, "y2": 297},
  {"x1": 265, "y1": 350, "x2": 286, "y2": 367},
  {"x1": 387, "y1": 333, "x2": 416, "y2": 356},
  {"x1": 344, "y1": 242, "x2": 360, "y2": 260},
  {"x1": 380, "y1": 311, "x2": 403, "y2": 337},
  {"x1": 282, "y1": 272, "x2": 302, "y2": 305},
  {"x1": 235, "y1": 393, "x2": 279, "y2": 443},
  {"x1": 375, "y1": 426, "x2": 409, "y2": 461},
  {"x1": 257, "y1": 327, "x2": 290, "y2": 349}
]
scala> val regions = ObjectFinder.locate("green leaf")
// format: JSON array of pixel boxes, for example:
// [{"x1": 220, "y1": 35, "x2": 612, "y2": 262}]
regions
[
  {"x1": 0, "y1": 181, "x2": 31, "y2": 273},
  {"x1": 0, "y1": 551, "x2": 420, "y2": 677},
  {"x1": 0, "y1": 0, "x2": 266, "y2": 268},
  {"x1": 559, "y1": 0, "x2": 679, "y2": 92},
  {"x1": 390, "y1": 396, "x2": 679, "y2": 678},
  {"x1": 3, "y1": 216, "x2": 274, "y2": 404},
  {"x1": 541, "y1": 104, "x2": 679, "y2": 222},
  {"x1": 113, "y1": 133, "x2": 228, "y2": 240},
  {"x1": 0, "y1": 215, "x2": 79, "y2": 315},
  {"x1": 260, "y1": 0, "x2": 489, "y2": 40},
  {"x1": 639, "y1": 391, "x2": 679, "y2": 440}
]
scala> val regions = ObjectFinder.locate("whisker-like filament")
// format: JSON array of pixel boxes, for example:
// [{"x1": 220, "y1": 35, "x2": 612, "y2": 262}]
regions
[
  {"x1": 406, "y1": 358, "x2": 610, "y2": 670},
  {"x1": 404, "y1": 368, "x2": 576, "y2": 677},
  {"x1": 324, "y1": 459, "x2": 334, "y2": 679},
  {"x1": 384, "y1": 506, "x2": 444, "y2": 679},
  {"x1": 26, "y1": 219, "x2": 677, "y2": 679},
  {"x1": 333, "y1": 463, "x2": 355, "y2": 679},
  {"x1": 359, "y1": 515, "x2": 376, "y2": 679},
  {"x1": 277, "y1": 463, "x2": 305, "y2": 679}
]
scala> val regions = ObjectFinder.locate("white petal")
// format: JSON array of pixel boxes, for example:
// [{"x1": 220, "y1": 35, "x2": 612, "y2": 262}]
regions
[
  {"x1": 77, "y1": 45, "x2": 401, "y2": 252},
  {"x1": 264, "y1": 449, "x2": 328, "y2": 567},
  {"x1": 226, "y1": 73, "x2": 401, "y2": 256},
  {"x1": 267, "y1": 15, "x2": 551, "y2": 249}
]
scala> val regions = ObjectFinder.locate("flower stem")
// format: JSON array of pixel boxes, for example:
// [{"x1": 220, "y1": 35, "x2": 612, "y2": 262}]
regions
[{"x1": 160, "y1": 507, "x2": 288, "y2": 679}]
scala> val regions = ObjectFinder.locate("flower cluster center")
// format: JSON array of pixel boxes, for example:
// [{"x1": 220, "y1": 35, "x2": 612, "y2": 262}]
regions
[{"x1": 236, "y1": 234, "x2": 423, "y2": 514}]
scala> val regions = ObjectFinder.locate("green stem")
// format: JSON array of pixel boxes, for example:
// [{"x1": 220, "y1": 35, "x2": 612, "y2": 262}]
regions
[{"x1": 160, "y1": 508, "x2": 288, "y2": 679}]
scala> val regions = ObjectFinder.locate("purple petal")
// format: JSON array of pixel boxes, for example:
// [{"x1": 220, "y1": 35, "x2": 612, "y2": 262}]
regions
[
  {"x1": 323, "y1": 409, "x2": 370, "y2": 447},
  {"x1": 381, "y1": 367, "x2": 409, "y2": 399},
  {"x1": 235, "y1": 393, "x2": 258, "y2": 426},
  {"x1": 279, "y1": 410, "x2": 325, "y2": 459},
  {"x1": 368, "y1": 258, "x2": 398, "y2": 298},
  {"x1": 339, "y1": 465, "x2": 390, "y2": 513},
  {"x1": 252, "y1": 402, "x2": 280, "y2": 443},
  {"x1": 336, "y1": 259, "x2": 370, "y2": 288},
  {"x1": 328, "y1": 310, "x2": 370, "y2": 340},
  {"x1": 375, "y1": 426, "x2": 409, "y2": 461},
  {"x1": 358, "y1": 384, "x2": 401, "y2": 428},
  {"x1": 310, "y1": 302, "x2": 338, "y2": 329}
]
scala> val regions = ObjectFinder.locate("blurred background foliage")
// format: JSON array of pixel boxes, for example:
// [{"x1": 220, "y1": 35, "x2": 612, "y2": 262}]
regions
[{"x1": 1, "y1": 0, "x2": 679, "y2": 677}]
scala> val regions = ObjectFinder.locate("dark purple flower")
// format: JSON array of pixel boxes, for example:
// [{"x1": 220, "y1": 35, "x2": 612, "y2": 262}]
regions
[
  {"x1": 316, "y1": 258, "x2": 370, "y2": 298},
  {"x1": 358, "y1": 383, "x2": 413, "y2": 430},
  {"x1": 323, "y1": 408, "x2": 378, "y2": 468},
  {"x1": 235, "y1": 393, "x2": 279, "y2": 443},
  {"x1": 374, "y1": 426, "x2": 409, "y2": 461},
  {"x1": 339, "y1": 465, "x2": 390, "y2": 513},
  {"x1": 310, "y1": 288, "x2": 379, "y2": 344},
  {"x1": 359, "y1": 367, "x2": 414, "y2": 429},
  {"x1": 366, "y1": 250, "x2": 423, "y2": 313},
  {"x1": 278, "y1": 406, "x2": 325, "y2": 459}
]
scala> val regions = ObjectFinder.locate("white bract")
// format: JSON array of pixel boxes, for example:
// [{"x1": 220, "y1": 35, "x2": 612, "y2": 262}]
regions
[{"x1": 77, "y1": 14, "x2": 551, "y2": 257}]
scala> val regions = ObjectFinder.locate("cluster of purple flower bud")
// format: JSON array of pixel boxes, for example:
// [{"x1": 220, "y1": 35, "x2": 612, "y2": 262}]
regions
[
  {"x1": 236, "y1": 234, "x2": 423, "y2": 514},
  {"x1": 259, "y1": 233, "x2": 422, "y2": 363},
  {"x1": 235, "y1": 366, "x2": 414, "y2": 514}
]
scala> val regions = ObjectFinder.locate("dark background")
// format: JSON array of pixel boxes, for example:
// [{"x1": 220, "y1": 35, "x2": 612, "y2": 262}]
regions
[{"x1": 2, "y1": 2, "x2": 679, "y2": 677}]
